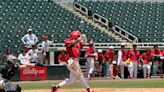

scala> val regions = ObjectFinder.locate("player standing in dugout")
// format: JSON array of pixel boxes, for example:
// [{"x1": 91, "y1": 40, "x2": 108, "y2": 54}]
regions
[{"x1": 85, "y1": 39, "x2": 97, "y2": 80}]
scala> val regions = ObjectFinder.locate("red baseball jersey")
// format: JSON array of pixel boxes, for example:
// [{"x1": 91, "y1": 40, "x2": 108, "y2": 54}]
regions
[
  {"x1": 85, "y1": 47, "x2": 97, "y2": 58},
  {"x1": 162, "y1": 49, "x2": 164, "y2": 56},
  {"x1": 128, "y1": 50, "x2": 140, "y2": 62},
  {"x1": 162, "y1": 49, "x2": 164, "y2": 62},
  {"x1": 104, "y1": 49, "x2": 115, "y2": 64},
  {"x1": 151, "y1": 49, "x2": 161, "y2": 62},
  {"x1": 121, "y1": 50, "x2": 129, "y2": 61},
  {"x1": 97, "y1": 52, "x2": 105, "y2": 64},
  {"x1": 58, "y1": 54, "x2": 69, "y2": 63},
  {"x1": 65, "y1": 38, "x2": 83, "y2": 59},
  {"x1": 140, "y1": 52, "x2": 153, "y2": 64},
  {"x1": 118, "y1": 49, "x2": 128, "y2": 62}
]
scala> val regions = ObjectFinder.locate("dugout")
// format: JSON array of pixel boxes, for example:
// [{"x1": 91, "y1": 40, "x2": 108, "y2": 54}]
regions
[{"x1": 2, "y1": 43, "x2": 164, "y2": 81}]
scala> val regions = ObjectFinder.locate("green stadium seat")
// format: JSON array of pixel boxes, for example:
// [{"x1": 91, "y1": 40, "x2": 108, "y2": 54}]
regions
[
  {"x1": 77, "y1": 0, "x2": 163, "y2": 42},
  {"x1": 0, "y1": 0, "x2": 118, "y2": 55}
]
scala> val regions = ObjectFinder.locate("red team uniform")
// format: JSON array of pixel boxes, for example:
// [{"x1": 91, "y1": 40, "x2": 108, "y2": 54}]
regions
[
  {"x1": 105, "y1": 49, "x2": 115, "y2": 65},
  {"x1": 85, "y1": 47, "x2": 97, "y2": 59},
  {"x1": 141, "y1": 49, "x2": 153, "y2": 78},
  {"x1": 141, "y1": 52, "x2": 153, "y2": 64},
  {"x1": 128, "y1": 46, "x2": 140, "y2": 78},
  {"x1": 162, "y1": 49, "x2": 164, "y2": 73},
  {"x1": 52, "y1": 31, "x2": 94, "y2": 92},
  {"x1": 117, "y1": 48, "x2": 129, "y2": 79},
  {"x1": 58, "y1": 53, "x2": 68, "y2": 64},
  {"x1": 162, "y1": 49, "x2": 164, "y2": 57},
  {"x1": 121, "y1": 50, "x2": 129, "y2": 62},
  {"x1": 104, "y1": 48, "x2": 115, "y2": 78},
  {"x1": 85, "y1": 46, "x2": 97, "y2": 79},
  {"x1": 97, "y1": 51, "x2": 105, "y2": 65},
  {"x1": 151, "y1": 48, "x2": 161, "y2": 74},
  {"x1": 65, "y1": 38, "x2": 83, "y2": 59},
  {"x1": 128, "y1": 50, "x2": 140, "y2": 64},
  {"x1": 151, "y1": 49, "x2": 161, "y2": 61},
  {"x1": 97, "y1": 52, "x2": 105, "y2": 63},
  {"x1": 96, "y1": 50, "x2": 104, "y2": 76}
]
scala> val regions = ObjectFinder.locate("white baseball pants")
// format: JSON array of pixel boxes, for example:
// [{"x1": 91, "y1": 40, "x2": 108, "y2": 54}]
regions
[
  {"x1": 86, "y1": 57, "x2": 95, "y2": 76},
  {"x1": 109, "y1": 64, "x2": 113, "y2": 78},
  {"x1": 57, "y1": 58, "x2": 89, "y2": 89},
  {"x1": 143, "y1": 63, "x2": 152, "y2": 78},
  {"x1": 128, "y1": 61, "x2": 138, "y2": 78}
]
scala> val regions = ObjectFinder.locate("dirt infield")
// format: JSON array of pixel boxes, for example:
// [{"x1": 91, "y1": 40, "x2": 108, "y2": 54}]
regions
[{"x1": 23, "y1": 88, "x2": 164, "y2": 92}]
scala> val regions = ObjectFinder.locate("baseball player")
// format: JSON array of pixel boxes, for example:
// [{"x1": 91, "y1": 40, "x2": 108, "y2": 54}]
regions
[
  {"x1": 140, "y1": 48, "x2": 153, "y2": 78},
  {"x1": 85, "y1": 39, "x2": 97, "y2": 80},
  {"x1": 161, "y1": 49, "x2": 164, "y2": 74},
  {"x1": 21, "y1": 27, "x2": 38, "y2": 53},
  {"x1": 51, "y1": 30, "x2": 94, "y2": 92},
  {"x1": 0, "y1": 55, "x2": 21, "y2": 92},
  {"x1": 104, "y1": 46, "x2": 115, "y2": 79},
  {"x1": 112, "y1": 61, "x2": 119, "y2": 79},
  {"x1": 128, "y1": 43, "x2": 140, "y2": 79},
  {"x1": 18, "y1": 49, "x2": 32, "y2": 66},
  {"x1": 117, "y1": 43, "x2": 129, "y2": 79},
  {"x1": 151, "y1": 45, "x2": 162, "y2": 74},
  {"x1": 96, "y1": 49, "x2": 104, "y2": 77},
  {"x1": 18, "y1": 49, "x2": 43, "y2": 67},
  {"x1": 58, "y1": 50, "x2": 68, "y2": 65},
  {"x1": 26, "y1": 45, "x2": 39, "y2": 64},
  {"x1": 41, "y1": 35, "x2": 53, "y2": 65}
]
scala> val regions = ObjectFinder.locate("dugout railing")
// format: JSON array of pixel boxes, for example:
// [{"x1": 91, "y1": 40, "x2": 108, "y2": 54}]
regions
[
  {"x1": 37, "y1": 42, "x2": 164, "y2": 65},
  {"x1": 37, "y1": 42, "x2": 164, "y2": 50}
]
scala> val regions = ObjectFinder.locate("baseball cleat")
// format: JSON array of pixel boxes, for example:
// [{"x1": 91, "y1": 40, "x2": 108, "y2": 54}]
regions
[
  {"x1": 87, "y1": 88, "x2": 94, "y2": 92},
  {"x1": 147, "y1": 76, "x2": 151, "y2": 79},
  {"x1": 51, "y1": 85, "x2": 58, "y2": 92}
]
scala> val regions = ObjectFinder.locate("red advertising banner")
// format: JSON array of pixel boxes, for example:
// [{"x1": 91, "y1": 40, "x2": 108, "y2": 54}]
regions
[{"x1": 20, "y1": 66, "x2": 47, "y2": 81}]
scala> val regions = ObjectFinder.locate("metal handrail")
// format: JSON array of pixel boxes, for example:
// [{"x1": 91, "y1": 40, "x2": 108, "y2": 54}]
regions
[
  {"x1": 37, "y1": 42, "x2": 164, "y2": 50},
  {"x1": 113, "y1": 25, "x2": 138, "y2": 42},
  {"x1": 93, "y1": 13, "x2": 109, "y2": 27},
  {"x1": 73, "y1": 2, "x2": 88, "y2": 16}
]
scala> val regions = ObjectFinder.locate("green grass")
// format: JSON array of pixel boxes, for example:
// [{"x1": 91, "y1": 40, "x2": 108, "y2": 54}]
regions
[{"x1": 20, "y1": 79, "x2": 164, "y2": 90}]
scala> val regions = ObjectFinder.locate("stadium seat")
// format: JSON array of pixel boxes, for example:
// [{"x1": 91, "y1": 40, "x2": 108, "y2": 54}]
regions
[
  {"x1": 0, "y1": 0, "x2": 118, "y2": 55},
  {"x1": 76, "y1": 0, "x2": 164, "y2": 42}
]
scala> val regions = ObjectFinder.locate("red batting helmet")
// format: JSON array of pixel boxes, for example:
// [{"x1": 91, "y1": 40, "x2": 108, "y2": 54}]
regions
[
  {"x1": 70, "y1": 31, "x2": 81, "y2": 39},
  {"x1": 89, "y1": 39, "x2": 94, "y2": 46}
]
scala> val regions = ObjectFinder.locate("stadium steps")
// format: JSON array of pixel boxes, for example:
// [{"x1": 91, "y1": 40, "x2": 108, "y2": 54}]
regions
[
  {"x1": 57, "y1": 2, "x2": 128, "y2": 43},
  {"x1": 75, "y1": 1, "x2": 164, "y2": 42}
]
